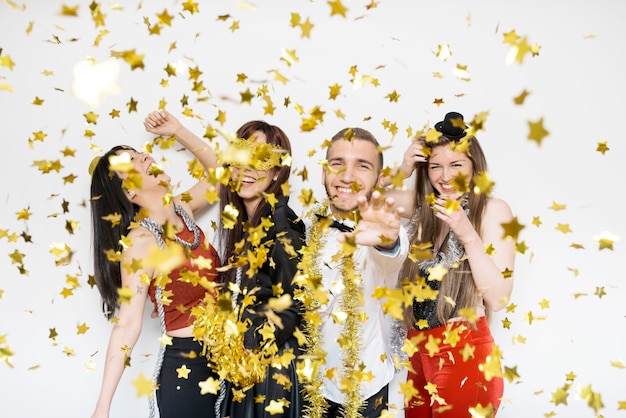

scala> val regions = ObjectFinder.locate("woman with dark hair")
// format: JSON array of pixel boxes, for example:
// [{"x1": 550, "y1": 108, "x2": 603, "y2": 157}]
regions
[
  {"x1": 387, "y1": 112, "x2": 515, "y2": 417},
  {"x1": 215, "y1": 121, "x2": 306, "y2": 418},
  {"x1": 90, "y1": 110, "x2": 221, "y2": 418}
]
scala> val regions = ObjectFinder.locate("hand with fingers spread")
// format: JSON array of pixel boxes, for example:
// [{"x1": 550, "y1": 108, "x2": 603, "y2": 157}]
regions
[{"x1": 337, "y1": 190, "x2": 405, "y2": 249}]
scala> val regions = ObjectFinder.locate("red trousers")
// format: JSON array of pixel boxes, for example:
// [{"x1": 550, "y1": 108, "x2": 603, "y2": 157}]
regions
[{"x1": 405, "y1": 316, "x2": 503, "y2": 418}]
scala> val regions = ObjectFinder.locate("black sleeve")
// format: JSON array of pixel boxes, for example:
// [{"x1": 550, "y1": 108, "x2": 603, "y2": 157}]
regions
[{"x1": 242, "y1": 204, "x2": 305, "y2": 349}]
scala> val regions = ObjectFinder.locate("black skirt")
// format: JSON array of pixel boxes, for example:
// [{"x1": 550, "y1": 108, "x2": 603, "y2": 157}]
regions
[
  {"x1": 221, "y1": 338, "x2": 303, "y2": 418},
  {"x1": 157, "y1": 337, "x2": 219, "y2": 418}
]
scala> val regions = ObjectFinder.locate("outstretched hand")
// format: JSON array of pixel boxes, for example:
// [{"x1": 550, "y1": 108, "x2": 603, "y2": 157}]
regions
[
  {"x1": 337, "y1": 190, "x2": 404, "y2": 248},
  {"x1": 143, "y1": 110, "x2": 183, "y2": 137}
]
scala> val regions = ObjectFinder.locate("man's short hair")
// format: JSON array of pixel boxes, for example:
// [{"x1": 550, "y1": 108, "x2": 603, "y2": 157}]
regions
[{"x1": 328, "y1": 127, "x2": 384, "y2": 171}]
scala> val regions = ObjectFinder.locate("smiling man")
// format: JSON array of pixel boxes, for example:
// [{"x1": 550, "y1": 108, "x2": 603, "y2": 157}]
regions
[{"x1": 303, "y1": 127, "x2": 409, "y2": 418}]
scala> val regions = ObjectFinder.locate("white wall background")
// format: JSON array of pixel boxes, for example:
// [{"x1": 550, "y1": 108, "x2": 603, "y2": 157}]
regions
[{"x1": 1, "y1": 1, "x2": 625, "y2": 417}]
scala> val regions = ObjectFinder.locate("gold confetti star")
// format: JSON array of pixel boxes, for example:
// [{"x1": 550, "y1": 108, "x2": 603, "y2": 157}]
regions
[
  {"x1": 503, "y1": 365, "x2": 520, "y2": 383},
  {"x1": 59, "y1": 287, "x2": 74, "y2": 299},
  {"x1": 555, "y1": 223, "x2": 572, "y2": 234},
  {"x1": 299, "y1": 17, "x2": 314, "y2": 38},
  {"x1": 427, "y1": 264, "x2": 448, "y2": 281},
  {"x1": 265, "y1": 399, "x2": 286, "y2": 415},
  {"x1": 289, "y1": 12, "x2": 301, "y2": 27},
  {"x1": 515, "y1": 241, "x2": 528, "y2": 254},
  {"x1": 27, "y1": 131, "x2": 47, "y2": 149},
  {"x1": 84, "y1": 111, "x2": 99, "y2": 124},
  {"x1": 548, "y1": 201, "x2": 566, "y2": 211},
  {"x1": 131, "y1": 372, "x2": 156, "y2": 398},
  {"x1": 159, "y1": 334, "x2": 172, "y2": 347},
  {"x1": 501, "y1": 217, "x2": 525, "y2": 241},
  {"x1": 239, "y1": 88, "x2": 253, "y2": 104},
  {"x1": 531, "y1": 43, "x2": 541, "y2": 57},
  {"x1": 50, "y1": 242, "x2": 72, "y2": 266},
  {"x1": 579, "y1": 384, "x2": 604, "y2": 413},
  {"x1": 563, "y1": 371, "x2": 576, "y2": 381},
  {"x1": 329, "y1": 83, "x2": 342, "y2": 100},
  {"x1": 385, "y1": 90, "x2": 400, "y2": 102},
  {"x1": 468, "y1": 403, "x2": 495, "y2": 417},
  {"x1": 156, "y1": 9, "x2": 174, "y2": 25},
  {"x1": 198, "y1": 376, "x2": 221, "y2": 395},
  {"x1": 117, "y1": 286, "x2": 135, "y2": 305},
  {"x1": 76, "y1": 323, "x2": 90, "y2": 334},
  {"x1": 551, "y1": 384, "x2": 570, "y2": 406},
  {"x1": 513, "y1": 89, "x2": 530, "y2": 105},
  {"x1": 596, "y1": 141, "x2": 609, "y2": 154},
  {"x1": 111, "y1": 49, "x2": 145, "y2": 70},
  {"x1": 281, "y1": 48, "x2": 299, "y2": 67},
  {"x1": 9, "y1": 249, "x2": 26, "y2": 263},
  {"x1": 126, "y1": 97, "x2": 138, "y2": 113},
  {"x1": 594, "y1": 286, "x2": 606, "y2": 299},
  {"x1": 593, "y1": 230, "x2": 618, "y2": 250},
  {"x1": 16, "y1": 207, "x2": 32, "y2": 220},
  {"x1": 527, "y1": 117, "x2": 549, "y2": 146},
  {"x1": 176, "y1": 364, "x2": 191, "y2": 379},
  {"x1": 328, "y1": 0, "x2": 348, "y2": 17},
  {"x1": 182, "y1": 0, "x2": 199, "y2": 14},
  {"x1": 473, "y1": 172, "x2": 494, "y2": 195}
]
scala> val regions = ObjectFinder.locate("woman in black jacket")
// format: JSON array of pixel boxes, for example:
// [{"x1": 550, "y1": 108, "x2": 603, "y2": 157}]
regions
[{"x1": 216, "y1": 120, "x2": 306, "y2": 418}]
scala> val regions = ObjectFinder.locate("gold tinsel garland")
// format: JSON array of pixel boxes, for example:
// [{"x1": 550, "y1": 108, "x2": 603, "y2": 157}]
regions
[
  {"x1": 294, "y1": 203, "x2": 327, "y2": 418},
  {"x1": 294, "y1": 202, "x2": 364, "y2": 418},
  {"x1": 337, "y1": 250, "x2": 364, "y2": 417},
  {"x1": 192, "y1": 218, "x2": 281, "y2": 391},
  {"x1": 192, "y1": 286, "x2": 276, "y2": 389}
]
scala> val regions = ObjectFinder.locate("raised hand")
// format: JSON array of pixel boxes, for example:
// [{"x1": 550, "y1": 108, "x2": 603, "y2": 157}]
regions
[
  {"x1": 400, "y1": 139, "x2": 427, "y2": 178},
  {"x1": 337, "y1": 190, "x2": 404, "y2": 249},
  {"x1": 143, "y1": 110, "x2": 183, "y2": 137},
  {"x1": 431, "y1": 196, "x2": 477, "y2": 245}
]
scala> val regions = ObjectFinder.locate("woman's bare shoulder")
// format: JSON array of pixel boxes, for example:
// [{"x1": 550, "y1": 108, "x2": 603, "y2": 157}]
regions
[{"x1": 485, "y1": 197, "x2": 513, "y2": 220}]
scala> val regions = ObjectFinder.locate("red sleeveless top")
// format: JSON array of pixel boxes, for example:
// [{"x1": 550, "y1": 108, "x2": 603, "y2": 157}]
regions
[{"x1": 147, "y1": 227, "x2": 220, "y2": 331}]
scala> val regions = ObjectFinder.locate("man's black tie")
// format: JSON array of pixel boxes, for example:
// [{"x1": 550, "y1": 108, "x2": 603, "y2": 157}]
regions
[
  {"x1": 330, "y1": 220, "x2": 354, "y2": 233},
  {"x1": 316, "y1": 214, "x2": 354, "y2": 232}
]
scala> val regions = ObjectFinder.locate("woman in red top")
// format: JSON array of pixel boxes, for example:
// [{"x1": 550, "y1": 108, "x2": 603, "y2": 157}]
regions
[{"x1": 90, "y1": 110, "x2": 220, "y2": 418}]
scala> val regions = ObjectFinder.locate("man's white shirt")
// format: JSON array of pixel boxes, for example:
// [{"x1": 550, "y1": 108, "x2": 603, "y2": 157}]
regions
[{"x1": 304, "y1": 214, "x2": 409, "y2": 404}]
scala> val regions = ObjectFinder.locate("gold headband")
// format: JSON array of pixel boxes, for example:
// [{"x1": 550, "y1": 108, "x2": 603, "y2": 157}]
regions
[{"x1": 88, "y1": 156, "x2": 101, "y2": 176}]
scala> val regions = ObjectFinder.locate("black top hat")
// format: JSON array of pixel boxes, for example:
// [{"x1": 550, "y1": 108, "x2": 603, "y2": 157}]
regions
[{"x1": 434, "y1": 112, "x2": 467, "y2": 140}]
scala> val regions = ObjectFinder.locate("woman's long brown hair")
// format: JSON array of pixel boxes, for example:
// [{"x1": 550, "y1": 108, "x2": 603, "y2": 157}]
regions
[{"x1": 401, "y1": 135, "x2": 491, "y2": 328}]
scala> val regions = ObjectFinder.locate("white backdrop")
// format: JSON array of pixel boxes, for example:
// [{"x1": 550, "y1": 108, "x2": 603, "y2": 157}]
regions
[{"x1": 1, "y1": 1, "x2": 625, "y2": 417}]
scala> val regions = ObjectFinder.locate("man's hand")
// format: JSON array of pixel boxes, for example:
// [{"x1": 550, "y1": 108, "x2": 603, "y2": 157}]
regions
[{"x1": 337, "y1": 190, "x2": 404, "y2": 249}]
